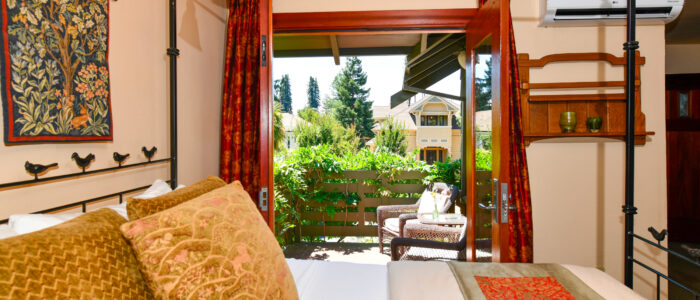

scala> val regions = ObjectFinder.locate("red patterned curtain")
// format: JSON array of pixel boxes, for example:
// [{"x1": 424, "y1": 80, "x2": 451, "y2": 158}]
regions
[
  {"x1": 479, "y1": 0, "x2": 534, "y2": 262},
  {"x1": 506, "y1": 19, "x2": 534, "y2": 263},
  {"x1": 219, "y1": 0, "x2": 261, "y2": 198}
]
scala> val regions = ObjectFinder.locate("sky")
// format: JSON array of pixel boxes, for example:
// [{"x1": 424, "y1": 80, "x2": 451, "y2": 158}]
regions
[{"x1": 272, "y1": 55, "x2": 462, "y2": 113}]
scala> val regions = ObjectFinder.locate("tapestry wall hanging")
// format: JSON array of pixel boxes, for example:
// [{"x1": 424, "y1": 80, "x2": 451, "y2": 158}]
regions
[{"x1": 1, "y1": 0, "x2": 112, "y2": 143}]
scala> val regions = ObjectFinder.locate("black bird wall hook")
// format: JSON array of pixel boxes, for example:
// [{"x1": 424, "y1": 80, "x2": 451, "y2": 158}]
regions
[
  {"x1": 113, "y1": 152, "x2": 130, "y2": 167},
  {"x1": 648, "y1": 227, "x2": 668, "y2": 245},
  {"x1": 141, "y1": 146, "x2": 157, "y2": 162},
  {"x1": 25, "y1": 161, "x2": 58, "y2": 180},
  {"x1": 71, "y1": 152, "x2": 95, "y2": 173}
]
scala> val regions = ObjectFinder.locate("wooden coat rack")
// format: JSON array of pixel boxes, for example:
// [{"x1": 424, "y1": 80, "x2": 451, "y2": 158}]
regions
[{"x1": 518, "y1": 51, "x2": 653, "y2": 145}]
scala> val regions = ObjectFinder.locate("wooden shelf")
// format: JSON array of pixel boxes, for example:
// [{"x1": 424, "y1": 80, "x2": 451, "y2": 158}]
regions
[
  {"x1": 524, "y1": 131, "x2": 655, "y2": 146},
  {"x1": 518, "y1": 52, "x2": 652, "y2": 146}
]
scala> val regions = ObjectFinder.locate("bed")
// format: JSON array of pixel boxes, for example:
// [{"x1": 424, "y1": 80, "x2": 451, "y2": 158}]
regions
[{"x1": 285, "y1": 258, "x2": 644, "y2": 300}]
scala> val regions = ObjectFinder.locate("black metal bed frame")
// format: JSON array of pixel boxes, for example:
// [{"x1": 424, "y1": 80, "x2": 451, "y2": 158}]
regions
[
  {"x1": 0, "y1": 0, "x2": 179, "y2": 224},
  {"x1": 623, "y1": 1, "x2": 699, "y2": 299}
]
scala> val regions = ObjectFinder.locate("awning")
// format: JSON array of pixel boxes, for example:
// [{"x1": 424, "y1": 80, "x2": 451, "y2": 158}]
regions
[{"x1": 390, "y1": 34, "x2": 466, "y2": 108}]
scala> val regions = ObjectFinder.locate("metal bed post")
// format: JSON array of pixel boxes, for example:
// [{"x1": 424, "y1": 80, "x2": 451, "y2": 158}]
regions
[
  {"x1": 623, "y1": 0, "x2": 638, "y2": 289},
  {"x1": 167, "y1": 0, "x2": 179, "y2": 188}
]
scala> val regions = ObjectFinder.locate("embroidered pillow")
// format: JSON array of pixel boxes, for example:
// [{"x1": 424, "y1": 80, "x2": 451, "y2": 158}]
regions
[
  {"x1": 0, "y1": 209, "x2": 152, "y2": 299},
  {"x1": 126, "y1": 175, "x2": 226, "y2": 220},
  {"x1": 120, "y1": 181, "x2": 298, "y2": 299}
]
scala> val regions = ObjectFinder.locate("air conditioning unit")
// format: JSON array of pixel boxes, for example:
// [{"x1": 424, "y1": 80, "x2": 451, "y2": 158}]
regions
[{"x1": 541, "y1": 0, "x2": 684, "y2": 26}]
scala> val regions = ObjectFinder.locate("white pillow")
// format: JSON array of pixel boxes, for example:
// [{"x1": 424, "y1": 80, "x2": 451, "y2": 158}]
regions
[
  {"x1": 105, "y1": 202, "x2": 128, "y2": 220},
  {"x1": 9, "y1": 213, "x2": 83, "y2": 235},
  {"x1": 132, "y1": 179, "x2": 173, "y2": 199},
  {"x1": 416, "y1": 189, "x2": 449, "y2": 214},
  {"x1": 0, "y1": 224, "x2": 18, "y2": 240}
]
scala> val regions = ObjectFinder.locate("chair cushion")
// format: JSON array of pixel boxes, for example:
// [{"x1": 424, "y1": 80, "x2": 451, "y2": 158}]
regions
[
  {"x1": 417, "y1": 189, "x2": 450, "y2": 214},
  {"x1": 126, "y1": 175, "x2": 226, "y2": 220},
  {"x1": 0, "y1": 209, "x2": 152, "y2": 299},
  {"x1": 120, "y1": 181, "x2": 298, "y2": 299},
  {"x1": 384, "y1": 218, "x2": 421, "y2": 233}
]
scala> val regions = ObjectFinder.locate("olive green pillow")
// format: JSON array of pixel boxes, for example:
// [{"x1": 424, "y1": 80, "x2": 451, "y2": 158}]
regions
[
  {"x1": 127, "y1": 175, "x2": 226, "y2": 220},
  {"x1": 121, "y1": 181, "x2": 298, "y2": 299},
  {"x1": 0, "y1": 209, "x2": 152, "y2": 299}
]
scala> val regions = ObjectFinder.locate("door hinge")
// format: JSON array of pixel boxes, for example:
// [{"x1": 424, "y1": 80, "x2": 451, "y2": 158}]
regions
[{"x1": 259, "y1": 187, "x2": 269, "y2": 211}]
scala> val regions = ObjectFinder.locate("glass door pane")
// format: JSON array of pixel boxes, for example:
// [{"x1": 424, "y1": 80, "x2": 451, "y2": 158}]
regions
[{"x1": 473, "y1": 38, "x2": 493, "y2": 262}]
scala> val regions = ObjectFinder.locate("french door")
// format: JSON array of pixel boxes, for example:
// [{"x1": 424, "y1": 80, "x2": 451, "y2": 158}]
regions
[
  {"x1": 259, "y1": 0, "x2": 274, "y2": 231},
  {"x1": 464, "y1": 0, "x2": 514, "y2": 262}
]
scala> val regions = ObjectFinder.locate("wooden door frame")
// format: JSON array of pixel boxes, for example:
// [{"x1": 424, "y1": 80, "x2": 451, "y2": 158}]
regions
[
  {"x1": 260, "y1": 0, "x2": 274, "y2": 231},
  {"x1": 464, "y1": 0, "x2": 511, "y2": 262},
  {"x1": 261, "y1": 8, "x2": 478, "y2": 233}
]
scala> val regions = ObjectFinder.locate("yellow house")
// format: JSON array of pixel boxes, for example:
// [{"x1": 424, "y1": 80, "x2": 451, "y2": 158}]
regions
[
  {"x1": 371, "y1": 95, "x2": 462, "y2": 164},
  {"x1": 371, "y1": 95, "x2": 493, "y2": 164}
]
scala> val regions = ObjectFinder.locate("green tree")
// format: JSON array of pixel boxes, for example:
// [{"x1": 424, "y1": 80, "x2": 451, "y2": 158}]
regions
[
  {"x1": 375, "y1": 117, "x2": 407, "y2": 156},
  {"x1": 273, "y1": 79, "x2": 281, "y2": 103},
  {"x1": 475, "y1": 57, "x2": 492, "y2": 112},
  {"x1": 307, "y1": 76, "x2": 320, "y2": 109},
  {"x1": 277, "y1": 74, "x2": 293, "y2": 113},
  {"x1": 331, "y1": 57, "x2": 375, "y2": 142},
  {"x1": 294, "y1": 112, "x2": 359, "y2": 155},
  {"x1": 273, "y1": 102, "x2": 285, "y2": 151}
]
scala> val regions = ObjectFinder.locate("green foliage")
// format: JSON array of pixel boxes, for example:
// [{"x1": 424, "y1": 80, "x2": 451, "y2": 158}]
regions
[
  {"x1": 374, "y1": 117, "x2": 407, "y2": 156},
  {"x1": 476, "y1": 149, "x2": 492, "y2": 171},
  {"x1": 331, "y1": 57, "x2": 375, "y2": 142},
  {"x1": 273, "y1": 146, "x2": 429, "y2": 245},
  {"x1": 306, "y1": 76, "x2": 320, "y2": 109},
  {"x1": 273, "y1": 102, "x2": 285, "y2": 151},
  {"x1": 423, "y1": 157, "x2": 462, "y2": 189},
  {"x1": 293, "y1": 111, "x2": 360, "y2": 155},
  {"x1": 275, "y1": 74, "x2": 293, "y2": 113},
  {"x1": 475, "y1": 57, "x2": 492, "y2": 112}
]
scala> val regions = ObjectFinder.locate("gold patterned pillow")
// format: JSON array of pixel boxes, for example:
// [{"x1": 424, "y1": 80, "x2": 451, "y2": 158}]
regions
[
  {"x1": 127, "y1": 175, "x2": 226, "y2": 220},
  {"x1": 0, "y1": 209, "x2": 152, "y2": 299},
  {"x1": 121, "y1": 181, "x2": 298, "y2": 299}
]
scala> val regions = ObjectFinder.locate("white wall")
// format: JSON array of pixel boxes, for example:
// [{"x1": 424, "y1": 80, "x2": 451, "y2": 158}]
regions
[
  {"x1": 666, "y1": 44, "x2": 700, "y2": 74},
  {"x1": 0, "y1": 0, "x2": 227, "y2": 218}
]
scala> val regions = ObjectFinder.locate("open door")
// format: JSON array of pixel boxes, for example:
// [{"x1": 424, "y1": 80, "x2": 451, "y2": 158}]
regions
[
  {"x1": 465, "y1": 0, "x2": 513, "y2": 263},
  {"x1": 259, "y1": 0, "x2": 274, "y2": 231}
]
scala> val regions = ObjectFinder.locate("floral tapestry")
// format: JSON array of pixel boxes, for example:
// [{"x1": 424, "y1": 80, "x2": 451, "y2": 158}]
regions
[{"x1": 1, "y1": 0, "x2": 112, "y2": 143}]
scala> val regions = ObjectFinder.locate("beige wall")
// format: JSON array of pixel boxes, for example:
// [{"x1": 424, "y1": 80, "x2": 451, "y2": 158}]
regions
[
  {"x1": 666, "y1": 44, "x2": 700, "y2": 74},
  {"x1": 513, "y1": 1, "x2": 668, "y2": 299},
  {"x1": 0, "y1": 0, "x2": 227, "y2": 218}
]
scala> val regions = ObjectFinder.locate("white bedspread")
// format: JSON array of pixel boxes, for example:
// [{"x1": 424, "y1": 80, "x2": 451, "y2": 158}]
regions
[
  {"x1": 285, "y1": 259, "x2": 644, "y2": 300},
  {"x1": 285, "y1": 259, "x2": 388, "y2": 300}
]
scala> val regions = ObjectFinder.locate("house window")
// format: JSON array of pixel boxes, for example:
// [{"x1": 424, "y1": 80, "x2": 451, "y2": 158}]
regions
[{"x1": 420, "y1": 115, "x2": 448, "y2": 126}]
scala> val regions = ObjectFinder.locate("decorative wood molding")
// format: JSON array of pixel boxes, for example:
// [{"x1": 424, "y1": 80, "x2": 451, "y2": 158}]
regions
[
  {"x1": 518, "y1": 51, "x2": 653, "y2": 145},
  {"x1": 273, "y1": 9, "x2": 477, "y2": 33}
]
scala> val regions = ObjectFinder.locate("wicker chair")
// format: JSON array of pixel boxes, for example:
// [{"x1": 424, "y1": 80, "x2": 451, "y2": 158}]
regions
[
  {"x1": 389, "y1": 219, "x2": 467, "y2": 261},
  {"x1": 376, "y1": 182, "x2": 459, "y2": 253}
]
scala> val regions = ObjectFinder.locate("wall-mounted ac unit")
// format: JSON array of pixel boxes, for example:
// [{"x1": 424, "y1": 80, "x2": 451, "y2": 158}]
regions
[{"x1": 541, "y1": 0, "x2": 684, "y2": 26}]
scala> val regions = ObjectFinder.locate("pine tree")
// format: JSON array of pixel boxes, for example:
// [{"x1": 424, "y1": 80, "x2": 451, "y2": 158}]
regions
[
  {"x1": 307, "y1": 76, "x2": 320, "y2": 109},
  {"x1": 331, "y1": 57, "x2": 375, "y2": 143},
  {"x1": 475, "y1": 58, "x2": 492, "y2": 112},
  {"x1": 278, "y1": 74, "x2": 293, "y2": 113}
]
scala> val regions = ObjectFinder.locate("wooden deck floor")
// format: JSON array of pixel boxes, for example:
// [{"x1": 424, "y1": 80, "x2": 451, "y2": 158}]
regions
[{"x1": 283, "y1": 242, "x2": 391, "y2": 265}]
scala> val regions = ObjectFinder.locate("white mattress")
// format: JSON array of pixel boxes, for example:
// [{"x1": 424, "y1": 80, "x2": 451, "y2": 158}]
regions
[{"x1": 286, "y1": 259, "x2": 644, "y2": 300}]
